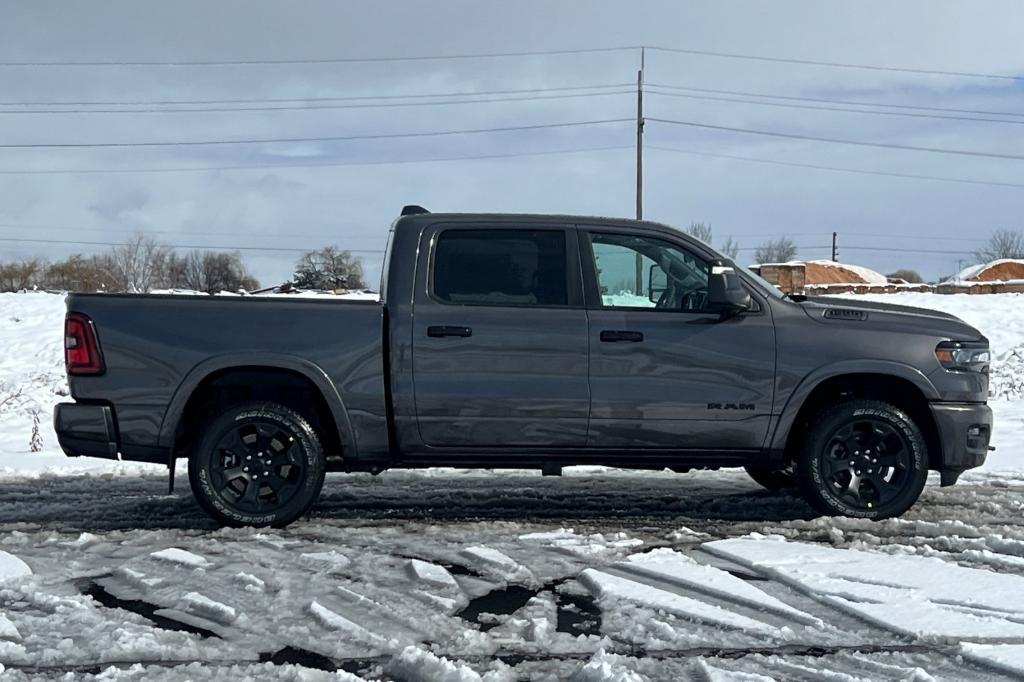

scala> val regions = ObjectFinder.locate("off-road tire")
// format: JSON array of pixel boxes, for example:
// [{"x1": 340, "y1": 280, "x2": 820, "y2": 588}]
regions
[
  {"x1": 797, "y1": 399, "x2": 928, "y2": 519},
  {"x1": 189, "y1": 402, "x2": 326, "y2": 527}
]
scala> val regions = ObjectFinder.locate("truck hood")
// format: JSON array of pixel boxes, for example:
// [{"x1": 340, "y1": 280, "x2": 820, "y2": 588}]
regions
[{"x1": 800, "y1": 295, "x2": 987, "y2": 342}]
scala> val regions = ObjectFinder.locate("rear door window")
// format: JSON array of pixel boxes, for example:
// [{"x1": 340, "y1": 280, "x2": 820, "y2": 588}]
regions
[{"x1": 432, "y1": 229, "x2": 568, "y2": 306}]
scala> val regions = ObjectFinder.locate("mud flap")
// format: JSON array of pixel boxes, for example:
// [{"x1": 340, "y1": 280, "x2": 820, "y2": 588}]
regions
[
  {"x1": 168, "y1": 455, "x2": 177, "y2": 494},
  {"x1": 939, "y1": 469, "x2": 962, "y2": 487}
]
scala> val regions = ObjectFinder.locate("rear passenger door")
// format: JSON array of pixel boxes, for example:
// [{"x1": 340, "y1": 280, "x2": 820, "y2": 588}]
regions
[{"x1": 411, "y1": 224, "x2": 590, "y2": 448}]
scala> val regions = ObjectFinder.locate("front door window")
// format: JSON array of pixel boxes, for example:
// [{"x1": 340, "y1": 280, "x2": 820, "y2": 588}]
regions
[{"x1": 590, "y1": 233, "x2": 710, "y2": 312}]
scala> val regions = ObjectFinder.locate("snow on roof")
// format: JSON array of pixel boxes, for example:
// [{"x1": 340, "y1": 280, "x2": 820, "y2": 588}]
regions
[
  {"x1": 952, "y1": 263, "x2": 988, "y2": 282},
  {"x1": 755, "y1": 260, "x2": 888, "y2": 285},
  {"x1": 806, "y1": 260, "x2": 888, "y2": 285},
  {"x1": 753, "y1": 260, "x2": 804, "y2": 267},
  {"x1": 949, "y1": 259, "x2": 1024, "y2": 283}
]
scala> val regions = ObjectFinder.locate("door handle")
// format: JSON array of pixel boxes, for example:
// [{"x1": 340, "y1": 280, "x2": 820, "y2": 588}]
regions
[
  {"x1": 600, "y1": 330, "x2": 643, "y2": 343},
  {"x1": 427, "y1": 325, "x2": 472, "y2": 338}
]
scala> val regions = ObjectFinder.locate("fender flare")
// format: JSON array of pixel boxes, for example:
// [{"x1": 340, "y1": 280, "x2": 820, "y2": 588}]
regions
[
  {"x1": 158, "y1": 352, "x2": 357, "y2": 460},
  {"x1": 768, "y1": 359, "x2": 940, "y2": 452}
]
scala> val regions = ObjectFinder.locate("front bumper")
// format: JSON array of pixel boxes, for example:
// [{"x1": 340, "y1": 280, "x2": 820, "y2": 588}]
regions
[
  {"x1": 929, "y1": 402, "x2": 992, "y2": 484},
  {"x1": 54, "y1": 403, "x2": 118, "y2": 460}
]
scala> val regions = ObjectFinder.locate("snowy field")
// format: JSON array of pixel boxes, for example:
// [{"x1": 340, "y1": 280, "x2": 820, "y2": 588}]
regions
[{"x1": 0, "y1": 291, "x2": 1023, "y2": 680}]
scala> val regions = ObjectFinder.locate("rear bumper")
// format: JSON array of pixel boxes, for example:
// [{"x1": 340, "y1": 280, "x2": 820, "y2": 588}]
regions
[
  {"x1": 929, "y1": 402, "x2": 992, "y2": 484},
  {"x1": 54, "y1": 403, "x2": 118, "y2": 460}
]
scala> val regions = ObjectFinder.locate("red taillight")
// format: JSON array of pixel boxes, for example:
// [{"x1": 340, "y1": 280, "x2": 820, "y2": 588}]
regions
[{"x1": 65, "y1": 313, "x2": 104, "y2": 375}]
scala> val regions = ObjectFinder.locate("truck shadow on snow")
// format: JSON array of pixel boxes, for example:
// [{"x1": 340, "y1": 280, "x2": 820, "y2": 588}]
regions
[{"x1": 0, "y1": 469, "x2": 820, "y2": 531}]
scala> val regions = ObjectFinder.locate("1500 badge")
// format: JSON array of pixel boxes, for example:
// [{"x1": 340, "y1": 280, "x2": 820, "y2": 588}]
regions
[{"x1": 707, "y1": 403, "x2": 755, "y2": 411}]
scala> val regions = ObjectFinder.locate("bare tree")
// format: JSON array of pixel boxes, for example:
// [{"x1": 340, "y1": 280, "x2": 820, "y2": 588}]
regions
[
  {"x1": 974, "y1": 229, "x2": 1024, "y2": 263},
  {"x1": 107, "y1": 233, "x2": 172, "y2": 293},
  {"x1": 720, "y1": 236, "x2": 740, "y2": 260},
  {"x1": 293, "y1": 246, "x2": 365, "y2": 290},
  {"x1": 30, "y1": 412, "x2": 43, "y2": 452},
  {"x1": 172, "y1": 250, "x2": 259, "y2": 294},
  {"x1": 43, "y1": 255, "x2": 116, "y2": 292},
  {"x1": 0, "y1": 383, "x2": 24, "y2": 412},
  {"x1": 685, "y1": 222, "x2": 740, "y2": 261},
  {"x1": 0, "y1": 259, "x2": 44, "y2": 292},
  {"x1": 685, "y1": 222, "x2": 714, "y2": 245},
  {"x1": 753, "y1": 237, "x2": 798, "y2": 264}
]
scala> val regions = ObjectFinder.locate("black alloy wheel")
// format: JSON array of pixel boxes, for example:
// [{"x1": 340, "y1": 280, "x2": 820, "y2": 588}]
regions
[
  {"x1": 798, "y1": 399, "x2": 928, "y2": 519},
  {"x1": 189, "y1": 403, "x2": 326, "y2": 527},
  {"x1": 211, "y1": 420, "x2": 305, "y2": 512}
]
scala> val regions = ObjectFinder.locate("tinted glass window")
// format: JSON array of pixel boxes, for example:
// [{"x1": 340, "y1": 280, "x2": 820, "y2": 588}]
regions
[
  {"x1": 433, "y1": 229, "x2": 568, "y2": 306},
  {"x1": 590, "y1": 233, "x2": 710, "y2": 311}
]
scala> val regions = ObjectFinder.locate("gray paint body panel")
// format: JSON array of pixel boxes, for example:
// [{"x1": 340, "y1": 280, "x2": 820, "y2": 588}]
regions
[{"x1": 58, "y1": 212, "x2": 991, "y2": 478}]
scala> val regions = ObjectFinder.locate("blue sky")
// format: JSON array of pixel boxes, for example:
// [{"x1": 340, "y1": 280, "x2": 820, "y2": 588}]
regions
[{"x1": 1, "y1": 0, "x2": 1022, "y2": 286}]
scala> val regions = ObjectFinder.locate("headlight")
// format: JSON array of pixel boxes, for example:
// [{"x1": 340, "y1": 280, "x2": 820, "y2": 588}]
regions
[{"x1": 935, "y1": 341, "x2": 990, "y2": 373}]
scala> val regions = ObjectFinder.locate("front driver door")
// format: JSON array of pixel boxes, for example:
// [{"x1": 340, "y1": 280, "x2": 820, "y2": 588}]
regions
[{"x1": 581, "y1": 228, "x2": 776, "y2": 450}]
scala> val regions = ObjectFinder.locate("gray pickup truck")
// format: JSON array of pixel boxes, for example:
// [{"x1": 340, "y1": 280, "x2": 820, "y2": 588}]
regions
[{"x1": 56, "y1": 206, "x2": 993, "y2": 527}]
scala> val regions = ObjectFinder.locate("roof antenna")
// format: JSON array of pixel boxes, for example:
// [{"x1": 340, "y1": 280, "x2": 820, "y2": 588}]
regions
[{"x1": 401, "y1": 205, "x2": 430, "y2": 216}]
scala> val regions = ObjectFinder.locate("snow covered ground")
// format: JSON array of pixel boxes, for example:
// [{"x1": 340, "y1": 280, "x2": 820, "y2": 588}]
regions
[{"x1": 1, "y1": 291, "x2": 1023, "y2": 680}]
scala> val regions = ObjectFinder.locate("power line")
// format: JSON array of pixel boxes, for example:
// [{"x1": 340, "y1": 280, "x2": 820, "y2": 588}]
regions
[
  {"x1": 0, "y1": 236, "x2": 386, "y2": 254},
  {"x1": 1, "y1": 44, "x2": 1020, "y2": 82},
  {"x1": 648, "y1": 145, "x2": 1024, "y2": 189},
  {"x1": 648, "y1": 82, "x2": 1024, "y2": 119},
  {"x1": 648, "y1": 117, "x2": 1024, "y2": 161},
  {"x1": 839, "y1": 232, "x2": 978, "y2": 242},
  {"x1": 725, "y1": 230, "x2": 980, "y2": 243},
  {"x1": 734, "y1": 245, "x2": 830, "y2": 252},
  {"x1": 0, "y1": 143, "x2": 631, "y2": 175},
  {"x1": 0, "y1": 223, "x2": 385, "y2": 241},
  {"x1": 0, "y1": 232, "x2": 976, "y2": 259},
  {"x1": 0, "y1": 118, "x2": 631, "y2": 149},
  {"x1": 646, "y1": 45, "x2": 1024, "y2": 82},
  {"x1": 647, "y1": 88, "x2": 1024, "y2": 126},
  {"x1": 0, "y1": 89, "x2": 635, "y2": 115},
  {"x1": 840, "y1": 245, "x2": 969, "y2": 255},
  {"x1": 0, "y1": 46, "x2": 640, "y2": 67},
  {"x1": 0, "y1": 82, "x2": 633, "y2": 107}
]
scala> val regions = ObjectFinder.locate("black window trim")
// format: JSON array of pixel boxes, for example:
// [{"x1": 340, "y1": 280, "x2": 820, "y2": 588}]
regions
[{"x1": 424, "y1": 223, "x2": 584, "y2": 310}]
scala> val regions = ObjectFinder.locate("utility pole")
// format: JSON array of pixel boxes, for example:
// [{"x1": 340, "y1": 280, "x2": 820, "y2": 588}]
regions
[
  {"x1": 831, "y1": 231, "x2": 838, "y2": 262},
  {"x1": 636, "y1": 47, "x2": 644, "y2": 221},
  {"x1": 634, "y1": 48, "x2": 645, "y2": 295}
]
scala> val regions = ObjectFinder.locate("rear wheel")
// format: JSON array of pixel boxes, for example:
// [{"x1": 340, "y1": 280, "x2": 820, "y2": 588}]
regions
[
  {"x1": 188, "y1": 402, "x2": 326, "y2": 527},
  {"x1": 744, "y1": 464, "x2": 796, "y2": 491},
  {"x1": 797, "y1": 399, "x2": 928, "y2": 519}
]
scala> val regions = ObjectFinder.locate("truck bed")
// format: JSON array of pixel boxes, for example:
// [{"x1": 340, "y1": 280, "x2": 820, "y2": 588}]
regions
[{"x1": 65, "y1": 293, "x2": 388, "y2": 463}]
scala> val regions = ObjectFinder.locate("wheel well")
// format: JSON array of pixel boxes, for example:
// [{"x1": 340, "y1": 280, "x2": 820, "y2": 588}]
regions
[
  {"x1": 782, "y1": 373, "x2": 939, "y2": 468},
  {"x1": 173, "y1": 366, "x2": 343, "y2": 463}
]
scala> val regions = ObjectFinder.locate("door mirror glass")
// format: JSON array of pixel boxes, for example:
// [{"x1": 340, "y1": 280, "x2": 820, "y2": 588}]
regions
[
  {"x1": 647, "y1": 264, "x2": 667, "y2": 303},
  {"x1": 708, "y1": 264, "x2": 752, "y2": 314}
]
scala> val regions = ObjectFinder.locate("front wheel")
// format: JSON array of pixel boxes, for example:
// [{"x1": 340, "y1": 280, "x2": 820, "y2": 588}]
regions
[
  {"x1": 797, "y1": 399, "x2": 928, "y2": 519},
  {"x1": 188, "y1": 402, "x2": 326, "y2": 527}
]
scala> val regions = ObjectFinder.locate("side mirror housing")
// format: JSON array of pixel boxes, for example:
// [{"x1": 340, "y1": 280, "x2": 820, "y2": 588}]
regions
[
  {"x1": 707, "y1": 263, "x2": 751, "y2": 315},
  {"x1": 647, "y1": 264, "x2": 667, "y2": 303}
]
